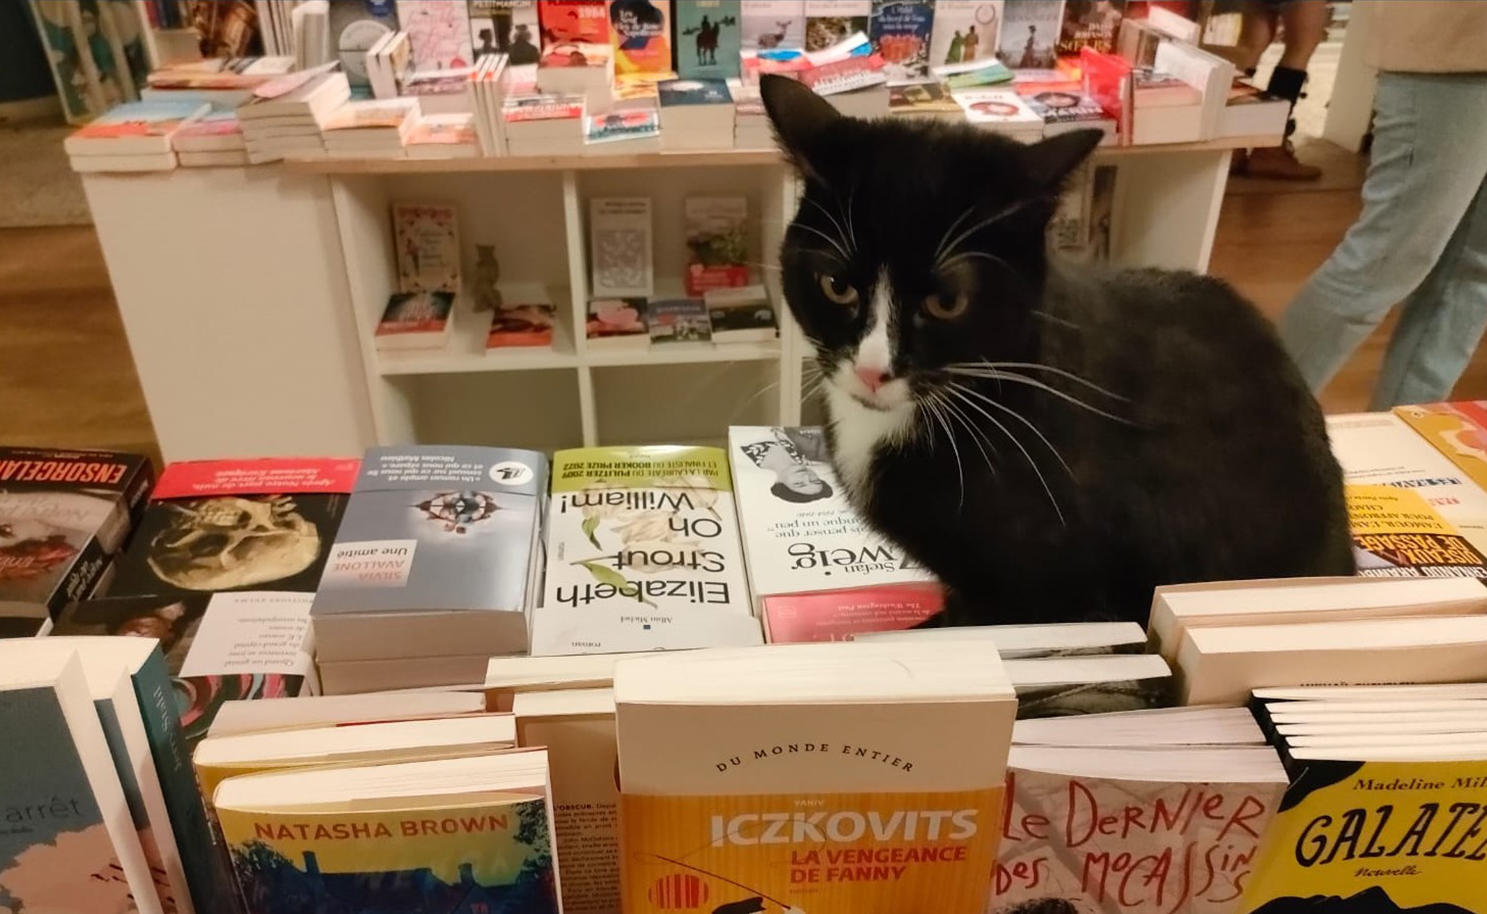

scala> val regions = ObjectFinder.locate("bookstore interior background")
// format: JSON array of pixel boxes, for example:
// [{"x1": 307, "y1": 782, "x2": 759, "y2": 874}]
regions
[{"x1": 5, "y1": 2, "x2": 1487, "y2": 914}]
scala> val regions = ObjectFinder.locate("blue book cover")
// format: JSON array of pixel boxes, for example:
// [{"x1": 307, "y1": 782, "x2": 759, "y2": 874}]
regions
[
  {"x1": 675, "y1": 0, "x2": 742, "y2": 78},
  {"x1": 657, "y1": 78, "x2": 734, "y2": 106},
  {"x1": 870, "y1": 0, "x2": 934, "y2": 82},
  {"x1": 0, "y1": 683, "x2": 137, "y2": 913}
]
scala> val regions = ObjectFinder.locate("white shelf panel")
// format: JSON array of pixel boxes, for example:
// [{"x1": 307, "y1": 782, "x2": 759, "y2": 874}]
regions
[{"x1": 583, "y1": 339, "x2": 782, "y2": 367}]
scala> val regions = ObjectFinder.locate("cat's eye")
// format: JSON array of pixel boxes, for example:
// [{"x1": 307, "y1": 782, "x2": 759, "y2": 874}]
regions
[
  {"x1": 818, "y1": 274, "x2": 859, "y2": 307},
  {"x1": 924, "y1": 293, "x2": 970, "y2": 320}
]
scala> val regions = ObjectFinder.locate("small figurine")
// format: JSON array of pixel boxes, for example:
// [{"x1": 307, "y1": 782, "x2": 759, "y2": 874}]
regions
[{"x1": 472, "y1": 243, "x2": 503, "y2": 312}]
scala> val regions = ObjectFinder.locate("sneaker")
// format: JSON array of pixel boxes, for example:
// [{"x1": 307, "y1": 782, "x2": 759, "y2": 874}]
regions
[{"x1": 1244, "y1": 141, "x2": 1323, "y2": 181}]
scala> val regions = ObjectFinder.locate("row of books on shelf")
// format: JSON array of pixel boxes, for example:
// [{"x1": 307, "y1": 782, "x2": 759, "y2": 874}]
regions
[
  {"x1": 65, "y1": 3, "x2": 1285, "y2": 172},
  {"x1": 13, "y1": 608, "x2": 1487, "y2": 914}
]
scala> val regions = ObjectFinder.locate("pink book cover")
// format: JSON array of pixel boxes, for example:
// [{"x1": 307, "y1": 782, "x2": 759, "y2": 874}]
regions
[{"x1": 762, "y1": 582, "x2": 943, "y2": 642}]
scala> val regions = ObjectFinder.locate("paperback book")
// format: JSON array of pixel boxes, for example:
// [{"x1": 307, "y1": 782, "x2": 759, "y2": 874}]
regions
[
  {"x1": 869, "y1": 0, "x2": 933, "y2": 82},
  {"x1": 487, "y1": 285, "x2": 557, "y2": 349},
  {"x1": 310, "y1": 445, "x2": 549, "y2": 662},
  {"x1": 998, "y1": 0, "x2": 1064, "y2": 69},
  {"x1": 647, "y1": 298, "x2": 713, "y2": 343},
  {"x1": 585, "y1": 298, "x2": 649, "y2": 348},
  {"x1": 540, "y1": 0, "x2": 612, "y2": 45},
  {"x1": 705, "y1": 286, "x2": 778, "y2": 343},
  {"x1": 375, "y1": 290, "x2": 456, "y2": 351},
  {"x1": 608, "y1": 0, "x2": 672, "y2": 75},
  {"x1": 1394, "y1": 401, "x2": 1487, "y2": 492},
  {"x1": 676, "y1": 0, "x2": 742, "y2": 78},
  {"x1": 532, "y1": 446, "x2": 757, "y2": 655},
  {"x1": 805, "y1": 0, "x2": 870, "y2": 51},
  {"x1": 683, "y1": 196, "x2": 750, "y2": 295},
  {"x1": 470, "y1": 0, "x2": 542, "y2": 63},
  {"x1": 0, "y1": 447, "x2": 154, "y2": 619},
  {"x1": 741, "y1": 0, "x2": 806, "y2": 49},
  {"x1": 1057, "y1": 0, "x2": 1126, "y2": 55},
  {"x1": 394, "y1": 0, "x2": 475, "y2": 69},
  {"x1": 392, "y1": 201, "x2": 461, "y2": 294},
  {"x1": 589, "y1": 197, "x2": 655, "y2": 299},
  {"x1": 107, "y1": 458, "x2": 357, "y2": 598},
  {"x1": 931, "y1": 0, "x2": 1004, "y2": 66}
]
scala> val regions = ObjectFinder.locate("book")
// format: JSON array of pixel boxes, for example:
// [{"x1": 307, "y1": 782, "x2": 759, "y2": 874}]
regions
[
  {"x1": 106, "y1": 458, "x2": 357, "y2": 599},
  {"x1": 532, "y1": 446, "x2": 757, "y2": 655},
  {"x1": 1395, "y1": 401, "x2": 1487, "y2": 492},
  {"x1": 676, "y1": 0, "x2": 743, "y2": 78},
  {"x1": 1240, "y1": 698, "x2": 1487, "y2": 914},
  {"x1": 540, "y1": 0, "x2": 612, "y2": 45},
  {"x1": 997, "y1": 742, "x2": 1288, "y2": 914},
  {"x1": 759, "y1": 584, "x2": 942, "y2": 642},
  {"x1": 954, "y1": 88, "x2": 1045, "y2": 140},
  {"x1": 869, "y1": 0, "x2": 933, "y2": 82},
  {"x1": 1148, "y1": 576, "x2": 1487, "y2": 662},
  {"x1": 54, "y1": 592, "x2": 319, "y2": 746},
  {"x1": 657, "y1": 77, "x2": 735, "y2": 150},
  {"x1": 404, "y1": 112, "x2": 480, "y2": 156},
  {"x1": 1219, "y1": 79, "x2": 1291, "y2": 139},
  {"x1": 486, "y1": 653, "x2": 623, "y2": 710},
  {"x1": 684, "y1": 196, "x2": 750, "y2": 295},
  {"x1": 1176, "y1": 615, "x2": 1487, "y2": 706},
  {"x1": 471, "y1": 0, "x2": 542, "y2": 63},
  {"x1": 583, "y1": 109, "x2": 662, "y2": 152},
  {"x1": 514, "y1": 688, "x2": 618, "y2": 914},
  {"x1": 206, "y1": 690, "x2": 485, "y2": 737},
  {"x1": 375, "y1": 290, "x2": 456, "y2": 350},
  {"x1": 931, "y1": 0, "x2": 1003, "y2": 66},
  {"x1": 1011, "y1": 705, "x2": 1271, "y2": 747},
  {"x1": 487, "y1": 283, "x2": 558, "y2": 349},
  {"x1": 706, "y1": 286, "x2": 778, "y2": 343},
  {"x1": 727, "y1": 426, "x2": 937, "y2": 626},
  {"x1": 0, "y1": 650, "x2": 163, "y2": 914},
  {"x1": 66, "y1": 100, "x2": 210, "y2": 158},
  {"x1": 797, "y1": 52, "x2": 889, "y2": 96},
  {"x1": 316, "y1": 654, "x2": 494, "y2": 694},
  {"x1": 1329, "y1": 411, "x2": 1487, "y2": 566},
  {"x1": 889, "y1": 80, "x2": 964, "y2": 118},
  {"x1": 607, "y1": 0, "x2": 672, "y2": 75},
  {"x1": 935, "y1": 56, "x2": 1015, "y2": 89},
  {"x1": 614, "y1": 640, "x2": 1019, "y2": 911},
  {"x1": 805, "y1": 0, "x2": 871, "y2": 51},
  {"x1": 328, "y1": 0, "x2": 399, "y2": 87},
  {"x1": 394, "y1": 0, "x2": 475, "y2": 69},
  {"x1": 585, "y1": 297, "x2": 649, "y2": 348},
  {"x1": 647, "y1": 298, "x2": 713, "y2": 343},
  {"x1": 0, "y1": 447, "x2": 154, "y2": 619},
  {"x1": 213, "y1": 752, "x2": 560, "y2": 914},
  {"x1": 309, "y1": 445, "x2": 549, "y2": 664},
  {"x1": 172, "y1": 112, "x2": 247, "y2": 153},
  {"x1": 589, "y1": 197, "x2": 655, "y2": 298},
  {"x1": 1056, "y1": 0, "x2": 1125, "y2": 55},
  {"x1": 392, "y1": 201, "x2": 461, "y2": 294},
  {"x1": 854, "y1": 620, "x2": 1149, "y2": 655},
  {"x1": 741, "y1": 0, "x2": 806, "y2": 49},
  {"x1": 366, "y1": 29, "x2": 414, "y2": 98},
  {"x1": 1005, "y1": 653, "x2": 1176, "y2": 718},
  {"x1": 194, "y1": 714, "x2": 518, "y2": 806},
  {"x1": 997, "y1": 0, "x2": 1064, "y2": 69}
]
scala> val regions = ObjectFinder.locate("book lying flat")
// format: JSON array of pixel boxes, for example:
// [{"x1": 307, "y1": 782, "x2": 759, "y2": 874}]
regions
[
  {"x1": 485, "y1": 653, "x2": 622, "y2": 710},
  {"x1": 206, "y1": 690, "x2": 485, "y2": 737}
]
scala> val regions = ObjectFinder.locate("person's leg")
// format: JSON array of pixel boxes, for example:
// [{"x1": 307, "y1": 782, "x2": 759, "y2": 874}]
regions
[
  {"x1": 1278, "y1": 73, "x2": 1487, "y2": 394},
  {"x1": 1247, "y1": 0, "x2": 1329, "y2": 180},
  {"x1": 1234, "y1": 0, "x2": 1278, "y2": 74},
  {"x1": 1370, "y1": 167, "x2": 1487, "y2": 408}
]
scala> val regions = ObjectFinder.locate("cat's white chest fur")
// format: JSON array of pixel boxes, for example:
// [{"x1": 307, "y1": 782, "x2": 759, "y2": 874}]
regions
[{"x1": 826, "y1": 383, "x2": 918, "y2": 505}]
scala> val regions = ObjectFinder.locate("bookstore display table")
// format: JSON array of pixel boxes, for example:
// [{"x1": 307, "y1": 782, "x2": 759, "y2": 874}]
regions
[{"x1": 82, "y1": 138, "x2": 1256, "y2": 462}]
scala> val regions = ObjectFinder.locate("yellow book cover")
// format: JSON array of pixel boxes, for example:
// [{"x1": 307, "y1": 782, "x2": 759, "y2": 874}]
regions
[
  {"x1": 1346, "y1": 485, "x2": 1487, "y2": 577},
  {"x1": 1394, "y1": 402, "x2": 1487, "y2": 492},
  {"x1": 1241, "y1": 760, "x2": 1487, "y2": 914},
  {"x1": 620, "y1": 787, "x2": 1005, "y2": 913},
  {"x1": 217, "y1": 796, "x2": 560, "y2": 914}
]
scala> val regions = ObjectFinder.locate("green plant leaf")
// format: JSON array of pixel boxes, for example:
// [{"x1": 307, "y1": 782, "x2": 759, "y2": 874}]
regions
[{"x1": 581, "y1": 514, "x2": 601, "y2": 548}]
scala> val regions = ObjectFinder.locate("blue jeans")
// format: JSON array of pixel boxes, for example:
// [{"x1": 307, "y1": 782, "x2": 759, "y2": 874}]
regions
[{"x1": 1278, "y1": 71, "x2": 1487, "y2": 409}]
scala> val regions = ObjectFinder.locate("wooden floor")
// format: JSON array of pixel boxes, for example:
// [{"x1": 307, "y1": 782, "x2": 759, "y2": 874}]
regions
[{"x1": 2, "y1": 139, "x2": 1485, "y2": 456}]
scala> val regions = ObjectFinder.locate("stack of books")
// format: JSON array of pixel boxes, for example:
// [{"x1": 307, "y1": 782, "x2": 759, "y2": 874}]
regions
[
  {"x1": 657, "y1": 78, "x2": 734, "y2": 151},
  {"x1": 469, "y1": 52, "x2": 514, "y2": 155},
  {"x1": 171, "y1": 111, "x2": 249, "y2": 167},
  {"x1": 309, "y1": 446, "x2": 549, "y2": 693},
  {"x1": 404, "y1": 112, "x2": 480, "y2": 159},
  {"x1": 502, "y1": 94, "x2": 586, "y2": 156},
  {"x1": 320, "y1": 97, "x2": 421, "y2": 159},
  {"x1": 536, "y1": 42, "x2": 614, "y2": 110},
  {"x1": 64, "y1": 100, "x2": 209, "y2": 172},
  {"x1": 0, "y1": 446, "x2": 153, "y2": 637},
  {"x1": 237, "y1": 71, "x2": 351, "y2": 163},
  {"x1": 365, "y1": 30, "x2": 413, "y2": 99},
  {"x1": 728, "y1": 78, "x2": 773, "y2": 149},
  {"x1": 402, "y1": 66, "x2": 480, "y2": 116},
  {"x1": 582, "y1": 109, "x2": 662, "y2": 154},
  {"x1": 889, "y1": 81, "x2": 964, "y2": 122},
  {"x1": 954, "y1": 88, "x2": 1045, "y2": 142},
  {"x1": 142, "y1": 55, "x2": 296, "y2": 109}
]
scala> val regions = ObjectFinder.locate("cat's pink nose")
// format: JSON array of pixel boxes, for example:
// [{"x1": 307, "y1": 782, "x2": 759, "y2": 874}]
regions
[{"x1": 855, "y1": 365, "x2": 891, "y2": 393}]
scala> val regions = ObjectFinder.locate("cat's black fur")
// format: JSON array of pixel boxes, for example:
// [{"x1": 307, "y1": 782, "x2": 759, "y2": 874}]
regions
[{"x1": 760, "y1": 75, "x2": 1354, "y2": 626}]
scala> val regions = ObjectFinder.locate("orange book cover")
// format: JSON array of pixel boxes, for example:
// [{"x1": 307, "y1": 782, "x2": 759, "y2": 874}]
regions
[{"x1": 1394, "y1": 401, "x2": 1487, "y2": 493}]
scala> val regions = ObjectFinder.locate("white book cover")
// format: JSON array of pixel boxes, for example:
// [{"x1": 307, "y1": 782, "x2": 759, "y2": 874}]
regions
[
  {"x1": 1153, "y1": 40, "x2": 1234, "y2": 141},
  {"x1": 588, "y1": 197, "x2": 655, "y2": 298},
  {"x1": 955, "y1": 88, "x2": 1043, "y2": 129},
  {"x1": 728, "y1": 426, "x2": 933, "y2": 603},
  {"x1": 741, "y1": 0, "x2": 806, "y2": 49},
  {"x1": 930, "y1": 0, "x2": 1003, "y2": 67},
  {"x1": 534, "y1": 446, "x2": 756, "y2": 655}
]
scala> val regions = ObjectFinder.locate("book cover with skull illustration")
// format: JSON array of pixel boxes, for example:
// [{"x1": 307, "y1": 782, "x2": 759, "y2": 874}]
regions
[
  {"x1": 531, "y1": 445, "x2": 762, "y2": 656},
  {"x1": 0, "y1": 446, "x2": 154, "y2": 627},
  {"x1": 105, "y1": 458, "x2": 358, "y2": 601}
]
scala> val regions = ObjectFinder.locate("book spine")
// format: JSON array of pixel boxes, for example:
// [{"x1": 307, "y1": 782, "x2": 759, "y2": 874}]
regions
[
  {"x1": 51, "y1": 534, "x2": 111, "y2": 618},
  {"x1": 124, "y1": 459, "x2": 157, "y2": 530},
  {"x1": 130, "y1": 651, "x2": 235, "y2": 914}
]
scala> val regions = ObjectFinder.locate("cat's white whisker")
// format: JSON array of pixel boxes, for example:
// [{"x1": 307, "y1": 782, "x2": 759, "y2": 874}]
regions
[
  {"x1": 947, "y1": 361, "x2": 1129, "y2": 402},
  {"x1": 1032, "y1": 310, "x2": 1082, "y2": 331},
  {"x1": 950, "y1": 383, "x2": 1074, "y2": 481},
  {"x1": 933, "y1": 205, "x2": 979, "y2": 264},
  {"x1": 944, "y1": 368, "x2": 1135, "y2": 426},
  {"x1": 802, "y1": 197, "x2": 854, "y2": 256},
  {"x1": 843, "y1": 187, "x2": 860, "y2": 254},
  {"x1": 937, "y1": 394, "x2": 1000, "y2": 478},
  {"x1": 938, "y1": 250, "x2": 1016, "y2": 276},
  {"x1": 944, "y1": 385, "x2": 1066, "y2": 525},
  {"x1": 934, "y1": 198, "x2": 1037, "y2": 269},
  {"x1": 786, "y1": 223, "x2": 852, "y2": 261},
  {"x1": 924, "y1": 397, "x2": 966, "y2": 510}
]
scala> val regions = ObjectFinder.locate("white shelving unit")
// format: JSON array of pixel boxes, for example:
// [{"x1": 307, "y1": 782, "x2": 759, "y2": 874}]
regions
[{"x1": 328, "y1": 156, "x2": 801, "y2": 455}]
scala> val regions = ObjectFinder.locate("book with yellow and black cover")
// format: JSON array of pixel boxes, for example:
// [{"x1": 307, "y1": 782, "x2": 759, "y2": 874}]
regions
[{"x1": 615, "y1": 641, "x2": 1018, "y2": 913}]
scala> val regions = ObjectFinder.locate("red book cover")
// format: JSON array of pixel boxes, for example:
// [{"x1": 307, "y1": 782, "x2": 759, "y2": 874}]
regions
[
  {"x1": 151, "y1": 458, "x2": 361, "y2": 499},
  {"x1": 761, "y1": 583, "x2": 944, "y2": 643},
  {"x1": 1080, "y1": 47, "x2": 1131, "y2": 133},
  {"x1": 539, "y1": 0, "x2": 611, "y2": 45}
]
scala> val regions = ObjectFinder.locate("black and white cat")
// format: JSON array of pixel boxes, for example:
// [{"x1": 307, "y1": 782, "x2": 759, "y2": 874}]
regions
[{"x1": 759, "y1": 75, "x2": 1354, "y2": 626}]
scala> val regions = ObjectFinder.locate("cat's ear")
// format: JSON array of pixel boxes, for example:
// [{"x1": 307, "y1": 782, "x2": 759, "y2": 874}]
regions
[
  {"x1": 1021, "y1": 129, "x2": 1105, "y2": 191},
  {"x1": 761, "y1": 74, "x2": 842, "y2": 186}
]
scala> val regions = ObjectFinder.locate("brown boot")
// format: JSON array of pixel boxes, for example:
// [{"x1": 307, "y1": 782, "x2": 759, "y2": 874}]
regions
[
  {"x1": 1245, "y1": 141, "x2": 1322, "y2": 181},
  {"x1": 1230, "y1": 148, "x2": 1249, "y2": 176}
]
